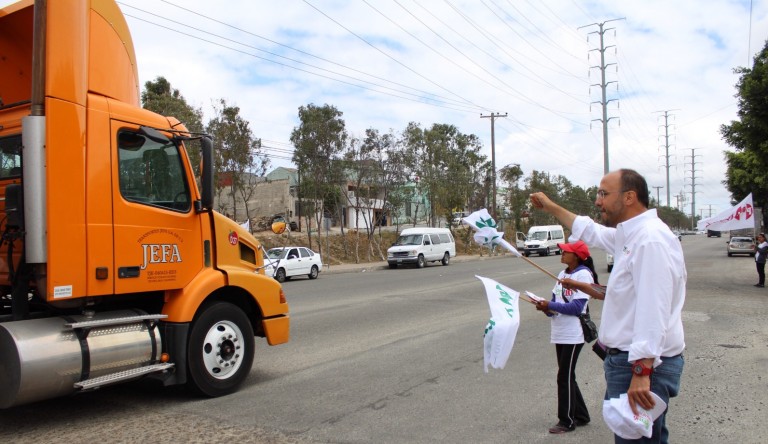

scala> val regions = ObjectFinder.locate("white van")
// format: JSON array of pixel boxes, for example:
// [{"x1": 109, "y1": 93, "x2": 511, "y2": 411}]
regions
[
  {"x1": 387, "y1": 227, "x2": 456, "y2": 268},
  {"x1": 523, "y1": 225, "x2": 565, "y2": 257}
]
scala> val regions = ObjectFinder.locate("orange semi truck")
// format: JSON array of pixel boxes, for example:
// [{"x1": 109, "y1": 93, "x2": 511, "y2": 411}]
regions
[{"x1": 0, "y1": 0, "x2": 289, "y2": 408}]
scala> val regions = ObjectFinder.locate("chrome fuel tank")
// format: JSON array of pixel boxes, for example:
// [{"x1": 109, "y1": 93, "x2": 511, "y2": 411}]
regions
[{"x1": 0, "y1": 310, "x2": 157, "y2": 408}]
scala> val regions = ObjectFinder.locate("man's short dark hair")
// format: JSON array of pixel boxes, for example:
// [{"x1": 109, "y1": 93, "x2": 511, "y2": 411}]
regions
[{"x1": 619, "y1": 169, "x2": 650, "y2": 208}]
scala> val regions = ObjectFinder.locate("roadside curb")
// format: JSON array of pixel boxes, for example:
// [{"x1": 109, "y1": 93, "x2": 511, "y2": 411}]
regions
[{"x1": 323, "y1": 253, "x2": 512, "y2": 275}]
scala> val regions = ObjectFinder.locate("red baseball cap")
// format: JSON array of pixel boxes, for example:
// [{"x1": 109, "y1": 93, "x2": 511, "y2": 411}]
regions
[{"x1": 557, "y1": 240, "x2": 590, "y2": 260}]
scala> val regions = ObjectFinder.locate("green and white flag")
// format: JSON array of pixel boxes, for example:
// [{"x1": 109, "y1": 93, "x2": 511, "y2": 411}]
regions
[
  {"x1": 463, "y1": 209, "x2": 521, "y2": 257},
  {"x1": 477, "y1": 275, "x2": 521, "y2": 372}
]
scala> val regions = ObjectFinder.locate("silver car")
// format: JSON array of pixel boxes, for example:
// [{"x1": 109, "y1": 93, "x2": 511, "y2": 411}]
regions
[{"x1": 727, "y1": 237, "x2": 755, "y2": 257}]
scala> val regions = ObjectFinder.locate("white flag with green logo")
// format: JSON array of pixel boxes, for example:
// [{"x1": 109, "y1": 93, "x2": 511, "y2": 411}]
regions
[
  {"x1": 476, "y1": 275, "x2": 521, "y2": 372},
  {"x1": 463, "y1": 209, "x2": 521, "y2": 257}
]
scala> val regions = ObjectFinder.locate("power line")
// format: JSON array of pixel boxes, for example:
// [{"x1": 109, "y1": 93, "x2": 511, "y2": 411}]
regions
[
  {"x1": 153, "y1": 0, "x2": 484, "y2": 111},
  {"x1": 300, "y1": 0, "x2": 483, "y2": 111},
  {"x1": 120, "y1": 6, "x2": 490, "y2": 114},
  {"x1": 408, "y1": 0, "x2": 588, "y2": 104}
]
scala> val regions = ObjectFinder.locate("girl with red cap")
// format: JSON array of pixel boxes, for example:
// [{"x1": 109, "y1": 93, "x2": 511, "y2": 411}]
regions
[{"x1": 535, "y1": 240, "x2": 599, "y2": 434}]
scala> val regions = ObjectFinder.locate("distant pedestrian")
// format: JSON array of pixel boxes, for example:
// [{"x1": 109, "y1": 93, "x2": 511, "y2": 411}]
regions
[{"x1": 755, "y1": 233, "x2": 768, "y2": 288}]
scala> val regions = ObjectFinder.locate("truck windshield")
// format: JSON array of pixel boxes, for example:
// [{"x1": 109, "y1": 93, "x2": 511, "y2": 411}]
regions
[
  {"x1": 118, "y1": 129, "x2": 190, "y2": 212},
  {"x1": 529, "y1": 231, "x2": 547, "y2": 241},
  {"x1": 0, "y1": 135, "x2": 21, "y2": 179},
  {"x1": 394, "y1": 234, "x2": 423, "y2": 246}
]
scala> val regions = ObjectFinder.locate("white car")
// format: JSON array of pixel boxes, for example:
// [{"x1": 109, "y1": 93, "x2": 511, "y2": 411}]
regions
[{"x1": 264, "y1": 246, "x2": 323, "y2": 282}]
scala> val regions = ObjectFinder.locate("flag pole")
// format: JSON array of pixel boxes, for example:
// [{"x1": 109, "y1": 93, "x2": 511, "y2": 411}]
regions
[{"x1": 518, "y1": 255, "x2": 560, "y2": 281}]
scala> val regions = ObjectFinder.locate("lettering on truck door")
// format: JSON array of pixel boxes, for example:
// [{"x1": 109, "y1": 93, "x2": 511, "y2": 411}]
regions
[{"x1": 111, "y1": 123, "x2": 203, "y2": 294}]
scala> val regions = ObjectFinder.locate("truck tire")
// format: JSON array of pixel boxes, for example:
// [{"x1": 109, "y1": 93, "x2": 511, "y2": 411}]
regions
[
  {"x1": 275, "y1": 268, "x2": 287, "y2": 283},
  {"x1": 309, "y1": 265, "x2": 319, "y2": 279},
  {"x1": 441, "y1": 252, "x2": 450, "y2": 266},
  {"x1": 187, "y1": 302, "x2": 255, "y2": 397},
  {"x1": 417, "y1": 255, "x2": 426, "y2": 268}
]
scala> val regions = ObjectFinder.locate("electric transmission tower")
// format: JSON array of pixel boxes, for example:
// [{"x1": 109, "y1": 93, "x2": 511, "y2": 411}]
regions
[
  {"x1": 655, "y1": 110, "x2": 678, "y2": 207},
  {"x1": 684, "y1": 149, "x2": 702, "y2": 230},
  {"x1": 580, "y1": 18, "x2": 625, "y2": 174}
]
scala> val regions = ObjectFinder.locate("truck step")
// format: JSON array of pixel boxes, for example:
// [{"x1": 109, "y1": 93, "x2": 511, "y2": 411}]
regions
[
  {"x1": 74, "y1": 363, "x2": 175, "y2": 391},
  {"x1": 64, "y1": 314, "x2": 168, "y2": 330}
]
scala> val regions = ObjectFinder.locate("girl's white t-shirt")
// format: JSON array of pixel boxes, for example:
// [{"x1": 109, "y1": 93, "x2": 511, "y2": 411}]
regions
[{"x1": 550, "y1": 267, "x2": 593, "y2": 344}]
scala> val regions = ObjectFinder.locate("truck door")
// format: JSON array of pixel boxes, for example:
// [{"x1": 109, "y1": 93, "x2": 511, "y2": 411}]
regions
[{"x1": 111, "y1": 122, "x2": 204, "y2": 294}]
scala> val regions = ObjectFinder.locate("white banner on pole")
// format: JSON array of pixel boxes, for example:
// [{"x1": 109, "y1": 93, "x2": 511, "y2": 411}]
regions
[{"x1": 696, "y1": 193, "x2": 755, "y2": 232}]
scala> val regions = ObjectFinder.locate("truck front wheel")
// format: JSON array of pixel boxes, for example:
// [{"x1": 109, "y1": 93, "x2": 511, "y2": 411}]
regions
[{"x1": 187, "y1": 302, "x2": 255, "y2": 397}]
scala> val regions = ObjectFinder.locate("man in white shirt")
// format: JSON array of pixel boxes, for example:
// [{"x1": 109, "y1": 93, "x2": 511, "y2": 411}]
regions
[{"x1": 530, "y1": 169, "x2": 686, "y2": 444}]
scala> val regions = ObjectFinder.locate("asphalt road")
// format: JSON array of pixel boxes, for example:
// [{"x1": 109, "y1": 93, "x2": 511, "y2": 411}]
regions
[{"x1": 1, "y1": 234, "x2": 766, "y2": 443}]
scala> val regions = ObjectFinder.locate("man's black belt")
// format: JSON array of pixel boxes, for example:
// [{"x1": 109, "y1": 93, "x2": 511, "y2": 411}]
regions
[{"x1": 606, "y1": 347, "x2": 627, "y2": 355}]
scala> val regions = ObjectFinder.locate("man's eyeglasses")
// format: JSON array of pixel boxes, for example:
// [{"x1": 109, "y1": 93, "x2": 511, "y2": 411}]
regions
[{"x1": 596, "y1": 189, "x2": 628, "y2": 199}]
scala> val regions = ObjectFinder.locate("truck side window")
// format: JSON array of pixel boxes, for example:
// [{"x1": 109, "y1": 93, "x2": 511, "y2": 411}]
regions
[
  {"x1": 0, "y1": 135, "x2": 22, "y2": 179},
  {"x1": 430, "y1": 234, "x2": 441, "y2": 244},
  {"x1": 117, "y1": 130, "x2": 190, "y2": 212}
]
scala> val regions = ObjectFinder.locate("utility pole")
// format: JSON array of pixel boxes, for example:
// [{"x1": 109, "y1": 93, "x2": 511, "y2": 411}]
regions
[
  {"x1": 481, "y1": 112, "x2": 507, "y2": 219},
  {"x1": 580, "y1": 18, "x2": 624, "y2": 174},
  {"x1": 652, "y1": 186, "x2": 663, "y2": 207},
  {"x1": 655, "y1": 110, "x2": 678, "y2": 207},
  {"x1": 685, "y1": 149, "x2": 702, "y2": 230}
]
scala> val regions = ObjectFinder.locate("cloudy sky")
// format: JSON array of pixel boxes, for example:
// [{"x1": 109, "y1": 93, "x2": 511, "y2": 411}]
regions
[{"x1": 10, "y1": 0, "x2": 768, "y2": 217}]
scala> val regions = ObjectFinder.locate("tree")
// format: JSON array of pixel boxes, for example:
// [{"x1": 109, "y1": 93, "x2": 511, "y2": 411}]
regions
[
  {"x1": 400, "y1": 122, "x2": 427, "y2": 225},
  {"x1": 141, "y1": 77, "x2": 204, "y2": 173},
  {"x1": 206, "y1": 99, "x2": 266, "y2": 222},
  {"x1": 522, "y1": 171, "x2": 561, "y2": 228},
  {"x1": 369, "y1": 129, "x2": 409, "y2": 253},
  {"x1": 499, "y1": 164, "x2": 525, "y2": 232},
  {"x1": 400, "y1": 122, "x2": 486, "y2": 227},
  {"x1": 290, "y1": 104, "x2": 347, "y2": 253},
  {"x1": 721, "y1": 41, "x2": 768, "y2": 228}
]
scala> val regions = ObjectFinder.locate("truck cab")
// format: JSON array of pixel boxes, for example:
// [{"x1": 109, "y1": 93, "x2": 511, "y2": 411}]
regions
[{"x1": 0, "y1": 0, "x2": 289, "y2": 408}]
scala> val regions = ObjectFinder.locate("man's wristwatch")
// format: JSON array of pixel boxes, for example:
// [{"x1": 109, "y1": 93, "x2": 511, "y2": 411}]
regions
[{"x1": 632, "y1": 361, "x2": 653, "y2": 376}]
